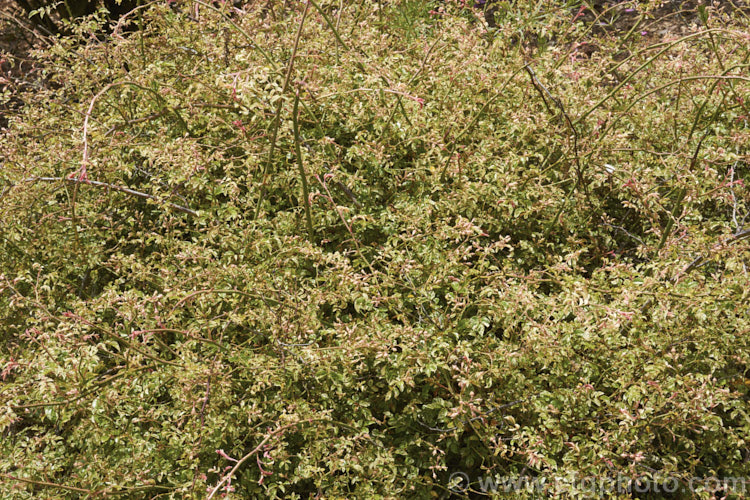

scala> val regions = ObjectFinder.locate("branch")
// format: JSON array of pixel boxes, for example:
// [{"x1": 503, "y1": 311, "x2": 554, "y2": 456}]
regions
[
  {"x1": 0, "y1": 474, "x2": 93, "y2": 495},
  {"x1": 207, "y1": 420, "x2": 312, "y2": 499},
  {"x1": 676, "y1": 227, "x2": 750, "y2": 278},
  {"x1": 0, "y1": 471, "x2": 174, "y2": 497},
  {"x1": 623, "y1": 226, "x2": 750, "y2": 331},
  {"x1": 525, "y1": 65, "x2": 586, "y2": 195},
  {"x1": 23, "y1": 177, "x2": 198, "y2": 216}
]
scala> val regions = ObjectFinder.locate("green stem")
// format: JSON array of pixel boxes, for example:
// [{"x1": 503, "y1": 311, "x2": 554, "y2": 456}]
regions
[
  {"x1": 253, "y1": 1, "x2": 311, "y2": 221},
  {"x1": 293, "y1": 90, "x2": 315, "y2": 241},
  {"x1": 574, "y1": 29, "x2": 729, "y2": 126}
]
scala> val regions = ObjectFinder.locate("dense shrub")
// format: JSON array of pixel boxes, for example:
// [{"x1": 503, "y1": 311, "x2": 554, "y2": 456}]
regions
[{"x1": 1, "y1": 0, "x2": 749, "y2": 497}]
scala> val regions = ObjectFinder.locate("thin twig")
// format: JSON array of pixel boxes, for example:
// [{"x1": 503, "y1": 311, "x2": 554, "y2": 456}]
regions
[
  {"x1": 24, "y1": 177, "x2": 198, "y2": 216},
  {"x1": 602, "y1": 222, "x2": 646, "y2": 248},
  {"x1": 418, "y1": 399, "x2": 527, "y2": 433},
  {"x1": 78, "y1": 82, "x2": 127, "y2": 180},
  {"x1": 315, "y1": 175, "x2": 377, "y2": 276},
  {"x1": 0, "y1": 474, "x2": 94, "y2": 495},
  {"x1": 0, "y1": 473, "x2": 173, "y2": 497},
  {"x1": 621, "y1": 226, "x2": 750, "y2": 334},
  {"x1": 206, "y1": 420, "x2": 312, "y2": 499},
  {"x1": 317, "y1": 87, "x2": 425, "y2": 102},
  {"x1": 191, "y1": 317, "x2": 235, "y2": 494},
  {"x1": 439, "y1": 65, "x2": 528, "y2": 182},
  {"x1": 524, "y1": 65, "x2": 586, "y2": 195},
  {"x1": 574, "y1": 28, "x2": 732, "y2": 126}
]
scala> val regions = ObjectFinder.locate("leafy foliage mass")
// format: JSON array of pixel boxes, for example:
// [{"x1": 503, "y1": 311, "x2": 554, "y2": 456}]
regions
[{"x1": 1, "y1": 1, "x2": 749, "y2": 498}]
